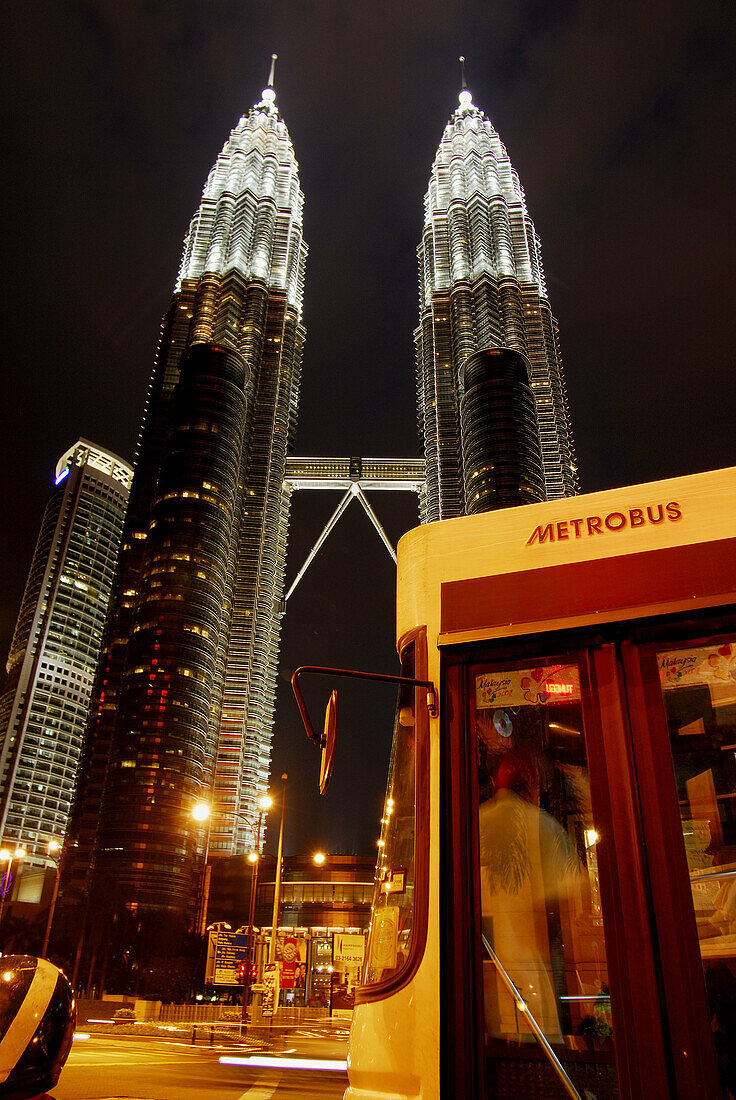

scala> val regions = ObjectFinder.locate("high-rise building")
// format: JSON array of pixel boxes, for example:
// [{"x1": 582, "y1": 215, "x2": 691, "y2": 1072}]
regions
[
  {"x1": 416, "y1": 78, "x2": 578, "y2": 521},
  {"x1": 64, "y1": 68, "x2": 307, "y2": 932},
  {"x1": 0, "y1": 441, "x2": 132, "y2": 871}
]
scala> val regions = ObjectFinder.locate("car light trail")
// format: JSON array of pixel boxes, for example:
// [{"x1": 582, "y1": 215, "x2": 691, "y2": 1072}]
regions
[{"x1": 220, "y1": 1055, "x2": 348, "y2": 1072}]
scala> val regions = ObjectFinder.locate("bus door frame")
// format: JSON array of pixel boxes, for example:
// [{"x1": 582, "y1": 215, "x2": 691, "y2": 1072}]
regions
[
  {"x1": 442, "y1": 659, "x2": 486, "y2": 1099},
  {"x1": 441, "y1": 629, "x2": 710, "y2": 1100}
]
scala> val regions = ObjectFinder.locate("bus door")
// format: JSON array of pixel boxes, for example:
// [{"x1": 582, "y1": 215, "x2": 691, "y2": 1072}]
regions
[
  {"x1": 444, "y1": 628, "x2": 730, "y2": 1099},
  {"x1": 622, "y1": 625, "x2": 736, "y2": 1100}
]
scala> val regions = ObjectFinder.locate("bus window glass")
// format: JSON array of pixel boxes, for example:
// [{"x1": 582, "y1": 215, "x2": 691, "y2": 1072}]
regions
[
  {"x1": 472, "y1": 659, "x2": 619, "y2": 1091},
  {"x1": 656, "y1": 640, "x2": 736, "y2": 1093},
  {"x1": 364, "y1": 643, "x2": 416, "y2": 986}
]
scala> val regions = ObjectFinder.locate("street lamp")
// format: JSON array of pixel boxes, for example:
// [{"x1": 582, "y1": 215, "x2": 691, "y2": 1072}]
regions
[
  {"x1": 242, "y1": 795, "x2": 272, "y2": 1024},
  {"x1": 0, "y1": 847, "x2": 26, "y2": 935},
  {"x1": 191, "y1": 801, "x2": 213, "y2": 936},
  {"x1": 191, "y1": 796, "x2": 273, "y2": 1025},
  {"x1": 41, "y1": 840, "x2": 62, "y2": 957},
  {"x1": 267, "y1": 774, "x2": 288, "y2": 969}
]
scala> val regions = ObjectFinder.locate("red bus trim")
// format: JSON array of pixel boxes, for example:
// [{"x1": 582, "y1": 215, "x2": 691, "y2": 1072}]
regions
[{"x1": 441, "y1": 537, "x2": 736, "y2": 637}]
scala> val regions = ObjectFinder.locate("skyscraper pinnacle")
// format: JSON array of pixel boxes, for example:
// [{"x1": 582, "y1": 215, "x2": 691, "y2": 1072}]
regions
[
  {"x1": 457, "y1": 55, "x2": 474, "y2": 112},
  {"x1": 415, "y1": 77, "x2": 578, "y2": 519},
  {"x1": 261, "y1": 53, "x2": 278, "y2": 110}
]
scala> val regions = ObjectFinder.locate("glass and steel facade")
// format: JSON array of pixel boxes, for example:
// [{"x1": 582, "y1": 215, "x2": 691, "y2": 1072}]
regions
[
  {"x1": 0, "y1": 442, "x2": 132, "y2": 867},
  {"x1": 460, "y1": 348, "x2": 545, "y2": 513},
  {"x1": 65, "y1": 78, "x2": 307, "y2": 920},
  {"x1": 416, "y1": 87, "x2": 578, "y2": 521}
]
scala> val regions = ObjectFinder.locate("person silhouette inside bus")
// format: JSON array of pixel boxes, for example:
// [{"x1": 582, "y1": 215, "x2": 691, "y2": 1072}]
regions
[{"x1": 478, "y1": 747, "x2": 584, "y2": 1043}]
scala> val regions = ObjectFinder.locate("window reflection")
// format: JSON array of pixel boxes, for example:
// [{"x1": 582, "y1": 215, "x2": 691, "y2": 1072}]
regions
[
  {"x1": 473, "y1": 659, "x2": 618, "y2": 1094},
  {"x1": 364, "y1": 644, "x2": 417, "y2": 986},
  {"x1": 656, "y1": 641, "x2": 736, "y2": 1097}
]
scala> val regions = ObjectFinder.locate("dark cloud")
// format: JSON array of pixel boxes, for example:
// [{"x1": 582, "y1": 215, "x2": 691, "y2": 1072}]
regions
[{"x1": 1, "y1": 0, "x2": 735, "y2": 854}]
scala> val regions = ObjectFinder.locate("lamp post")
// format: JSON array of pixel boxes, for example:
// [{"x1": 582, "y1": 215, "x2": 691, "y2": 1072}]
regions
[
  {"x1": 268, "y1": 773, "x2": 288, "y2": 967},
  {"x1": 242, "y1": 795, "x2": 272, "y2": 1025},
  {"x1": 0, "y1": 846, "x2": 26, "y2": 935},
  {"x1": 41, "y1": 839, "x2": 62, "y2": 957},
  {"x1": 191, "y1": 796, "x2": 272, "y2": 1024},
  {"x1": 191, "y1": 801, "x2": 212, "y2": 936}
]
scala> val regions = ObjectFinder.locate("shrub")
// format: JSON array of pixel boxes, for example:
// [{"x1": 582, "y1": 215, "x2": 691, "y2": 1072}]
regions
[{"x1": 113, "y1": 1008, "x2": 136, "y2": 1024}]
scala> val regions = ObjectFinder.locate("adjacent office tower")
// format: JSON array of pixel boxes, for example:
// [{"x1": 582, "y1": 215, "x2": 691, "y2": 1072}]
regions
[
  {"x1": 0, "y1": 442, "x2": 132, "y2": 874},
  {"x1": 65, "y1": 69, "x2": 307, "y2": 927},
  {"x1": 416, "y1": 77, "x2": 578, "y2": 521}
]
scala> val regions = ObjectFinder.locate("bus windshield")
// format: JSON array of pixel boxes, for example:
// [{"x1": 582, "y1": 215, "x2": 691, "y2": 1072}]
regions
[{"x1": 363, "y1": 642, "x2": 418, "y2": 987}]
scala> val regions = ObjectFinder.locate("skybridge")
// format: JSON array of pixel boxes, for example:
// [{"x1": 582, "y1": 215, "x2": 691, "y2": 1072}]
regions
[{"x1": 282, "y1": 457, "x2": 426, "y2": 606}]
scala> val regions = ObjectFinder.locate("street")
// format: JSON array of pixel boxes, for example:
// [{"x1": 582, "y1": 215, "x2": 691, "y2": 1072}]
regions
[{"x1": 48, "y1": 1031, "x2": 349, "y2": 1100}]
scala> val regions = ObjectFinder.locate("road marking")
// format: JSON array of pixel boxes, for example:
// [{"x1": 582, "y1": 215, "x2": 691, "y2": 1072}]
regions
[
  {"x1": 236, "y1": 1074, "x2": 282, "y2": 1099},
  {"x1": 68, "y1": 1053, "x2": 198, "y2": 1065}
]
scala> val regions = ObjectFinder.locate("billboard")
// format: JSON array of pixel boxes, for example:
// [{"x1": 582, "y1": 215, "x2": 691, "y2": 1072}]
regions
[{"x1": 205, "y1": 930, "x2": 249, "y2": 987}]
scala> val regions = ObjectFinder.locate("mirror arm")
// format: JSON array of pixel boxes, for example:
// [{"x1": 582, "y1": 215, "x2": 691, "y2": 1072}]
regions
[
  {"x1": 291, "y1": 665, "x2": 438, "y2": 749},
  {"x1": 291, "y1": 666, "x2": 322, "y2": 747}
]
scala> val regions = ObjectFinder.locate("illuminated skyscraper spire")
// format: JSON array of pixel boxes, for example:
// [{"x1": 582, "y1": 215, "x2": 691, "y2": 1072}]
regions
[
  {"x1": 416, "y1": 63, "x2": 578, "y2": 519},
  {"x1": 64, "y1": 65, "x2": 307, "y2": 941}
]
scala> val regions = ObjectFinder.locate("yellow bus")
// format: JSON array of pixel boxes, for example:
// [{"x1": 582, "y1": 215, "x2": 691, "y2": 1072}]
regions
[{"x1": 294, "y1": 465, "x2": 736, "y2": 1099}]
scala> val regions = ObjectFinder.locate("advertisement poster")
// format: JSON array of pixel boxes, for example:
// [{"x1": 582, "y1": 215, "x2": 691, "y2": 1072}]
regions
[
  {"x1": 276, "y1": 934, "x2": 307, "y2": 990},
  {"x1": 331, "y1": 933, "x2": 366, "y2": 1018},
  {"x1": 261, "y1": 963, "x2": 280, "y2": 1018},
  {"x1": 333, "y1": 933, "x2": 365, "y2": 970}
]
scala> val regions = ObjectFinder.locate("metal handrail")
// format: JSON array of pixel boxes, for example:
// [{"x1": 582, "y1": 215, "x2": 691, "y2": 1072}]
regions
[
  {"x1": 690, "y1": 868, "x2": 736, "y2": 882},
  {"x1": 481, "y1": 934, "x2": 583, "y2": 1100}
]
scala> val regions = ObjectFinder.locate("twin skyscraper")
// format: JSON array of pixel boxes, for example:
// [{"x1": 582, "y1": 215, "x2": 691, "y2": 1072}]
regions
[{"x1": 2, "y1": 62, "x2": 577, "y2": 951}]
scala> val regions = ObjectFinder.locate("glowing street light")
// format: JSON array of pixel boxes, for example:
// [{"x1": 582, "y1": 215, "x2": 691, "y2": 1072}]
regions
[
  {"x1": 191, "y1": 793, "x2": 273, "y2": 935},
  {"x1": 243, "y1": 795, "x2": 273, "y2": 1026},
  {"x1": 267, "y1": 774, "x2": 288, "y2": 973},
  {"x1": 0, "y1": 847, "x2": 26, "y2": 935},
  {"x1": 313, "y1": 851, "x2": 326, "y2": 867},
  {"x1": 190, "y1": 792, "x2": 277, "y2": 1025},
  {"x1": 42, "y1": 839, "x2": 63, "y2": 957}
]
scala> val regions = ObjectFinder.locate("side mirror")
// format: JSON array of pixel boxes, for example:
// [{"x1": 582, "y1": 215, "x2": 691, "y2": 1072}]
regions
[
  {"x1": 291, "y1": 665, "x2": 437, "y2": 796},
  {"x1": 319, "y1": 690, "x2": 338, "y2": 794}
]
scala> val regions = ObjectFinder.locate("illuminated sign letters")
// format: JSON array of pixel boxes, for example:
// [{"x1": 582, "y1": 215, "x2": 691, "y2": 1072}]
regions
[{"x1": 526, "y1": 502, "x2": 682, "y2": 546}]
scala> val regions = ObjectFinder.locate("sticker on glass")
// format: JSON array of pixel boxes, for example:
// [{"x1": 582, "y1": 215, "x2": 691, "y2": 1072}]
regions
[{"x1": 475, "y1": 665, "x2": 581, "y2": 709}]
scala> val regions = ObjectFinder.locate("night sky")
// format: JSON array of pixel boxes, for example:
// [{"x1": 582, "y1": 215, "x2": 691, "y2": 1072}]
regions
[{"x1": 2, "y1": 1, "x2": 735, "y2": 860}]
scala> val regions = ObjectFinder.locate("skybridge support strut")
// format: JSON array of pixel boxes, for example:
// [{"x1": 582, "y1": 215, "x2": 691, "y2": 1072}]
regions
[
  {"x1": 283, "y1": 488, "x2": 354, "y2": 605},
  {"x1": 280, "y1": 456, "x2": 426, "y2": 609}
]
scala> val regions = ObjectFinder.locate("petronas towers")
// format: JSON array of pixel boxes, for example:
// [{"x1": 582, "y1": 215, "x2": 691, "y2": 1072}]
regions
[
  {"x1": 62, "y1": 64, "x2": 576, "y2": 932},
  {"x1": 65, "y1": 69, "x2": 307, "y2": 922}
]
